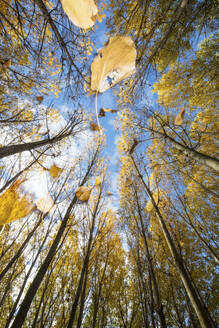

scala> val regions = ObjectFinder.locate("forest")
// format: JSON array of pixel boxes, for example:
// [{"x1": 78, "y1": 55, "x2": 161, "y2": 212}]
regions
[{"x1": 0, "y1": 0, "x2": 218, "y2": 327}]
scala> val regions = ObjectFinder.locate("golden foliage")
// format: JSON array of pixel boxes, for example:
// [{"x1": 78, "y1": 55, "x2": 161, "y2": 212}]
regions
[
  {"x1": 75, "y1": 186, "x2": 92, "y2": 201},
  {"x1": 49, "y1": 164, "x2": 62, "y2": 179},
  {"x1": 145, "y1": 189, "x2": 159, "y2": 212},
  {"x1": 145, "y1": 188, "x2": 168, "y2": 212},
  {"x1": 0, "y1": 180, "x2": 33, "y2": 225},
  {"x1": 95, "y1": 177, "x2": 101, "y2": 186},
  {"x1": 90, "y1": 121, "x2": 101, "y2": 131},
  {"x1": 91, "y1": 36, "x2": 136, "y2": 92},
  {"x1": 61, "y1": 0, "x2": 98, "y2": 29},
  {"x1": 175, "y1": 107, "x2": 185, "y2": 125}
]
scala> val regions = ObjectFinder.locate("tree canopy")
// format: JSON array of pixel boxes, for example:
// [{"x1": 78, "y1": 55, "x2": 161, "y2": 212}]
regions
[{"x1": 0, "y1": 1, "x2": 218, "y2": 327}]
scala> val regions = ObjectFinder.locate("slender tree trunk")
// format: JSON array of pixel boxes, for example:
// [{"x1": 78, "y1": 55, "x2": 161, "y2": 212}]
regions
[
  {"x1": 35, "y1": 0, "x2": 84, "y2": 79},
  {"x1": 131, "y1": 155, "x2": 217, "y2": 328},
  {"x1": 92, "y1": 256, "x2": 108, "y2": 328},
  {"x1": 0, "y1": 217, "x2": 42, "y2": 282},
  {"x1": 76, "y1": 264, "x2": 89, "y2": 328},
  {"x1": 137, "y1": 0, "x2": 189, "y2": 78},
  {"x1": 5, "y1": 219, "x2": 53, "y2": 328},
  {"x1": 0, "y1": 130, "x2": 71, "y2": 159},
  {"x1": 0, "y1": 153, "x2": 44, "y2": 194},
  {"x1": 134, "y1": 189, "x2": 167, "y2": 328},
  {"x1": 66, "y1": 255, "x2": 88, "y2": 328},
  {"x1": 30, "y1": 275, "x2": 50, "y2": 328},
  {"x1": 151, "y1": 128, "x2": 219, "y2": 172},
  {"x1": 10, "y1": 155, "x2": 95, "y2": 328},
  {"x1": 180, "y1": 201, "x2": 219, "y2": 264},
  {"x1": 185, "y1": 292, "x2": 201, "y2": 328},
  {"x1": 67, "y1": 192, "x2": 101, "y2": 328},
  {"x1": 10, "y1": 200, "x2": 75, "y2": 328},
  {"x1": 136, "y1": 275, "x2": 149, "y2": 328}
]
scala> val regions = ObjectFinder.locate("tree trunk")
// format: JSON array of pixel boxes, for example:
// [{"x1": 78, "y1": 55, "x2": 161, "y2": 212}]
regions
[
  {"x1": 0, "y1": 130, "x2": 70, "y2": 160},
  {"x1": 76, "y1": 264, "x2": 89, "y2": 328},
  {"x1": 67, "y1": 192, "x2": 101, "y2": 328},
  {"x1": 10, "y1": 154, "x2": 96, "y2": 328},
  {"x1": 131, "y1": 156, "x2": 217, "y2": 328},
  {"x1": 0, "y1": 217, "x2": 42, "y2": 282},
  {"x1": 5, "y1": 219, "x2": 53, "y2": 328},
  {"x1": 35, "y1": 0, "x2": 84, "y2": 79},
  {"x1": 134, "y1": 189, "x2": 167, "y2": 328},
  {"x1": 152, "y1": 128, "x2": 219, "y2": 172},
  {"x1": 0, "y1": 153, "x2": 44, "y2": 194},
  {"x1": 92, "y1": 256, "x2": 109, "y2": 328}
]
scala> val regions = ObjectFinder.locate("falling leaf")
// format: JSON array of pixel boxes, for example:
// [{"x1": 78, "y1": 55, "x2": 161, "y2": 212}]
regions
[
  {"x1": 36, "y1": 96, "x2": 44, "y2": 104},
  {"x1": 99, "y1": 108, "x2": 118, "y2": 117},
  {"x1": 90, "y1": 121, "x2": 101, "y2": 131},
  {"x1": 99, "y1": 108, "x2": 106, "y2": 117},
  {"x1": 75, "y1": 186, "x2": 92, "y2": 202},
  {"x1": 129, "y1": 139, "x2": 138, "y2": 154},
  {"x1": 106, "y1": 191, "x2": 113, "y2": 196},
  {"x1": 102, "y1": 108, "x2": 118, "y2": 113},
  {"x1": 61, "y1": 0, "x2": 98, "y2": 29},
  {"x1": 95, "y1": 177, "x2": 101, "y2": 186},
  {"x1": 91, "y1": 36, "x2": 136, "y2": 93},
  {"x1": 36, "y1": 194, "x2": 54, "y2": 213},
  {"x1": 175, "y1": 107, "x2": 185, "y2": 125},
  {"x1": 49, "y1": 164, "x2": 62, "y2": 178},
  {"x1": 0, "y1": 180, "x2": 33, "y2": 225}
]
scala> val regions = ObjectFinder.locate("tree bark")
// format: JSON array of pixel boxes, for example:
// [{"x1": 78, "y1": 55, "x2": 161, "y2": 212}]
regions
[
  {"x1": 131, "y1": 155, "x2": 217, "y2": 328},
  {"x1": 0, "y1": 130, "x2": 71, "y2": 159},
  {"x1": 35, "y1": 0, "x2": 84, "y2": 80},
  {"x1": 76, "y1": 264, "x2": 89, "y2": 328},
  {"x1": 0, "y1": 217, "x2": 42, "y2": 282},
  {"x1": 67, "y1": 192, "x2": 101, "y2": 328},
  {"x1": 134, "y1": 188, "x2": 167, "y2": 328},
  {"x1": 5, "y1": 218, "x2": 54, "y2": 328},
  {"x1": 151, "y1": 128, "x2": 219, "y2": 172},
  {"x1": 10, "y1": 153, "x2": 96, "y2": 328}
]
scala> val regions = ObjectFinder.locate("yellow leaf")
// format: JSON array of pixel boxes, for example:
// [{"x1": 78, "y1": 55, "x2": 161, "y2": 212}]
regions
[
  {"x1": 101, "y1": 108, "x2": 118, "y2": 114},
  {"x1": 90, "y1": 121, "x2": 101, "y2": 131},
  {"x1": 61, "y1": 0, "x2": 98, "y2": 29},
  {"x1": 49, "y1": 164, "x2": 62, "y2": 178},
  {"x1": 91, "y1": 36, "x2": 136, "y2": 92},
  {"x1": 95, "y1": 177, "x2": 101, "y2": 186},
  {"x1": 175, "y1": 107, "x2": 185, "y2": 125},
  {"x1": 36, "y1": 194, "x2": 54, "y2": 213},
  {"x1": 0, "y1": 180, "x2": 33, "y2": 225},
  {"x1": 75, "y1": 186, "x2": 92, "y2": 201}
]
